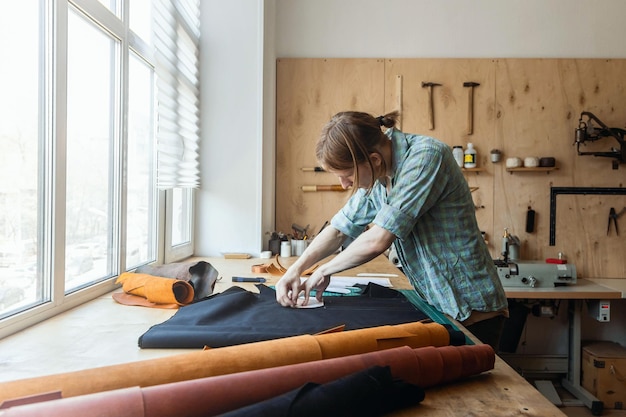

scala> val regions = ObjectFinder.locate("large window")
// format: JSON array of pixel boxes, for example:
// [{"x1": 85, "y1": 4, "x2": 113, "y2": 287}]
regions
[{"x1": 0, "y1": 0, "x2": 200, "y2": 338}]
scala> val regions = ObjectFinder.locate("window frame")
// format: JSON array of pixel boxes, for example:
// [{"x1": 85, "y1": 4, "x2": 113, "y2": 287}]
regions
[{"x1": 0, "y1": 0, "x2": 198, "y2": 339}]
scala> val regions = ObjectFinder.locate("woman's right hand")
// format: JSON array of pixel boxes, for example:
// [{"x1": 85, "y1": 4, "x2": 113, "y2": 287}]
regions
[{"x1": 275, "y1": 272, "x2": 303, "y2": 307}]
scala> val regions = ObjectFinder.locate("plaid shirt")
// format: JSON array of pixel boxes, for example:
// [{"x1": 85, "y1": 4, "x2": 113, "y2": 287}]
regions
[{"x1": 331, "y1": 128, "x2": 507, "y2": 321}]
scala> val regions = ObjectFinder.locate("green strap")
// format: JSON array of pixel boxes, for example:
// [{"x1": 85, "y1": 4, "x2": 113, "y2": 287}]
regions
[{"x1": 400, "y1": 290, "x2": 472, "y2": 345}]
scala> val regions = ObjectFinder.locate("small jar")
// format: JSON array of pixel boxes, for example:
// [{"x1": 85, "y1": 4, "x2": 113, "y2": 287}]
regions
[
  {"x1": 452, "y1": 146, "x2": 464, "y2": 168},
  {"x1": 280, "y1": 241, "x2": 292, "y2": 257}
]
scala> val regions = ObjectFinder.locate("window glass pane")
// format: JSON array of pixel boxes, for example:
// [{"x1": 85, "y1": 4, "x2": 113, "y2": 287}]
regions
[
  {"x1": 97, "y1": 0, "x2": 119, "y2": 17},
  {"x1": 0, "y1": 3, "x2": 44, "y2": 316},
  {"x1": 65, "y1": 9, "x2": 117, "y2": 292},
  {"x1": 126, "y1": 53, "x2": 156, "y2": 269},
  {"x1": 171, "y1": 188, "x2": 191, "y2": 246},
  {"x1": 129, "y1": 0, "x2": 152, "y2": 44}
]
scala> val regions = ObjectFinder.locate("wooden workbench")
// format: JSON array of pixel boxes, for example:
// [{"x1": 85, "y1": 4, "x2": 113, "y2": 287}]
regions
[
  {"x1": 203, "y1": 255, "x2": 566, "y2": 416},
  {"x1": 503, "y1": 278, "x2": 622, "y2": 415},
  {"x1": 0, "y1": 255, "x2": 566, "y2": 416}
]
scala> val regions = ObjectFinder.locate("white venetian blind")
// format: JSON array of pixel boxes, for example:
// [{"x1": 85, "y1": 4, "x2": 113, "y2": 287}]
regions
[{"x1": 154, "y1": 0, "x2": 201, "y2": 189}]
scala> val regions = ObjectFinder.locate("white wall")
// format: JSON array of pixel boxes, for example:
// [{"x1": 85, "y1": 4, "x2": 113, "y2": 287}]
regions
[
  {"x1": 197, "y1": 0, "x2": 272, "y2": 257},
  {"x1": 275, "y1": 0, "x2": 626, "y2": 58},
  {"x1": 197, "y1": 0, "x2": 626, "y2": 257}
]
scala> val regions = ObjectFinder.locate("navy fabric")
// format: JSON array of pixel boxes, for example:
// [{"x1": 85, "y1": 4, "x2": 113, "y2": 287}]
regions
[
  {"x1": 139, "y1": 283, "x2": 461, "y2": 349},
  {"x1": 217, "y1": 365, "x2": 425, "y2": 417}
]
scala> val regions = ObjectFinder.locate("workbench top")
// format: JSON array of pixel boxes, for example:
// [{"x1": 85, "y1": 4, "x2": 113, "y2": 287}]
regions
[
  {"x1": 587, "y1": 277, "x2": 626, "y2": 298},
  {"x1": 504, "y1": 278, "x2": 623, "y2": 300},
  {"x1": 0, "y1": 255, "x2": 566, "y2": 416}
]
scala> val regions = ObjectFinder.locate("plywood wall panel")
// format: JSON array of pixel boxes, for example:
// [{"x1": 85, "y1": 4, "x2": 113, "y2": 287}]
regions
[
  {"x1": 276, "y1": 58, "x2": 626, "y2": 277},
  {"x1": 384, "y1": 59, "x2": 497, "y2": 249},
  {"x1": 495, "y1": 59, "x2": 626, "y2": 277},
  {"x1": 494, "y1": 59, "x2": 575, "y2": 262},
  {"x1": 275, "y1": 58, "x2": 385, "y2": 238}
]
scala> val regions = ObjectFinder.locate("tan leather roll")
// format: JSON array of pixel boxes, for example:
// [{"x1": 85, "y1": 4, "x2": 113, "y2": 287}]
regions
[{"x1": 115, "y1": 272, "x2": 194, "y2": 306}]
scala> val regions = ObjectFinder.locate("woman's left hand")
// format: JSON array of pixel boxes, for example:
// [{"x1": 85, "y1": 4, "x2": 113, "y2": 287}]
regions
[{"x1": 300, "y1": 270, "x2": 331, "y2": 305}]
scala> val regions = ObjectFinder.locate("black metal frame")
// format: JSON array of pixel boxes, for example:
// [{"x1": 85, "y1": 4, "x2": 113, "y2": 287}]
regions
[{"x1": 549, "y1": 186, "x2": 626, "y2": 245}]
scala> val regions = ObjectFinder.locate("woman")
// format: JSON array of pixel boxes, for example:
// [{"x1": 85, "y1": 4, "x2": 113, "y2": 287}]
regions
[{"x1": 275, "y1": 111, "x2": 508, "y2": 349}]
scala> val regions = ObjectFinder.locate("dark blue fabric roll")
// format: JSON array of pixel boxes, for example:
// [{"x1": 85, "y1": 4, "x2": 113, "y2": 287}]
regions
[{"x1": 216, "y1": 365, "x2": 426, "y2": 417}]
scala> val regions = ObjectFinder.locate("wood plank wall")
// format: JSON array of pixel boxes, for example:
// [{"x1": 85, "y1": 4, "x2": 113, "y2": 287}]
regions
[{"x1": 276, "y1": 58, "x2": 626, "y2": 278}]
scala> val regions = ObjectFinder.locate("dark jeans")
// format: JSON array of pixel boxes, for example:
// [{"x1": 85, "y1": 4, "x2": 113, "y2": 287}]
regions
[{"x1": 465, "y1": 315, "x2": 506, "y2": 352}]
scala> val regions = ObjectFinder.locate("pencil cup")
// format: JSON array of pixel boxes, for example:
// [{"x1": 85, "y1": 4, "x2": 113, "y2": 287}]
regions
[{"x1": 291, "y1": 239, "x2": 308, "y2": 256}]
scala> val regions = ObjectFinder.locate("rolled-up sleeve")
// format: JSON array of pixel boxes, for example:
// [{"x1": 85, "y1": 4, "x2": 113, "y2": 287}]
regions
[
  {"x1": 373, "y1": 204, "x2": 413, "y2": 239},
  {"x1": 330, "y1": 189, "x2": 376, "y2": 239}
]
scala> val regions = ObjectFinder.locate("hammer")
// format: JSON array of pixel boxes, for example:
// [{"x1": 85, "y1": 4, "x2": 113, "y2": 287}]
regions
[
  {"x1": 463, "y1": 81, "x2": 480, "y2": 135},
  {"x1": 421, "y1": 82, "x2": 442, "y2": 130}
]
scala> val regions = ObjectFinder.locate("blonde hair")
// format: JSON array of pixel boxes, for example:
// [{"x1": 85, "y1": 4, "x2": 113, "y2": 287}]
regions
[{"x1": 316, "y1": 111, "x2": 399, "y2": 194}]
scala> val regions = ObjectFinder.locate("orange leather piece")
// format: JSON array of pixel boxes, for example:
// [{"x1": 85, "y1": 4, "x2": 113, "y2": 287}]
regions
[{"x1": 115, "y1": 272, "x2": 194, "y2": 306}]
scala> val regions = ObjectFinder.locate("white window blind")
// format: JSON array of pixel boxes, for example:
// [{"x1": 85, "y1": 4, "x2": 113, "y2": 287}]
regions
[{"x1": 154, "y1": 0, "x2": 201, "y2": 189}]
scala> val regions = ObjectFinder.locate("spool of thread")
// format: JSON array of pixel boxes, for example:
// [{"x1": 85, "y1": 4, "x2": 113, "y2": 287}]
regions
[
  {"x1": 506, "y1": 157, "x2": 522, "y2": 168},
  {"x1": 523, "y1": 157, "x2": 539, "y2": 168}
]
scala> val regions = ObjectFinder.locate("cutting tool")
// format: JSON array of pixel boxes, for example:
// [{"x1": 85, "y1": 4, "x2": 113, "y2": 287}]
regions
[{"x1": 607, "y1": 207, "x2": 626, "y2": 236}]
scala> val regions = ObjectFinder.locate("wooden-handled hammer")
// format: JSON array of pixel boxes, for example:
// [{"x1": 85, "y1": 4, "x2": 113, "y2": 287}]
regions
[
  {"x1": 421, "y1": 81, "x2": 442, "y2": 130},
  {"x1": 463, "y1": 81, "x2": 480, "y2": 135}
]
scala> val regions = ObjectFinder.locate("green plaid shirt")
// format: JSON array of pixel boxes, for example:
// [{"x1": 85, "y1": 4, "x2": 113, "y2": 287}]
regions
[{"x1": 331, "y1": 128, "x2": 507, "y2": 321}]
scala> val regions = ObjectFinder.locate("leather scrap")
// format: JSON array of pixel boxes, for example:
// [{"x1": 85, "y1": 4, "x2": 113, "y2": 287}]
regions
[
  {"x1": 253, "y1": 255, "x2": 318, "y2": 275},
  {"x1": 111, "y1": 292, "x2": 179, "y2": 309}
]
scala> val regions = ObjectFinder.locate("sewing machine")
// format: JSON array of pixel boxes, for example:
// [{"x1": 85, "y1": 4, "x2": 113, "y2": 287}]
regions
[
  {"x1": 494, "y1": 229, "x2": 577, "y2": 288},
  {"x1": 495, "y1": 259, "x2": 577, "y2": 288}
]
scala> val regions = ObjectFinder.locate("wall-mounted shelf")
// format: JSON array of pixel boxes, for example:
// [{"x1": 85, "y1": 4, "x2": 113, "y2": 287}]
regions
[
  {"x1": 506, "y1": 167, "x2": 558, "y2": 174},
  {"x1": 461, "y1": 167, "x2": 486, "y2": 173}
]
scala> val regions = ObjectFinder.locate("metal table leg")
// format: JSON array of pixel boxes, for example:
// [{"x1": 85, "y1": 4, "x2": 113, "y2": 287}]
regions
[{"x1": 561, "y1": 299, "x2": 604, "y2": 416}]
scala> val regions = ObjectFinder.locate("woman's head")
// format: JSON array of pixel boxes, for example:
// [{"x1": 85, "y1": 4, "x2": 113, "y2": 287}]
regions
[{"x1": 316, "y1": 111, "x2": 398, "y2": 193}]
